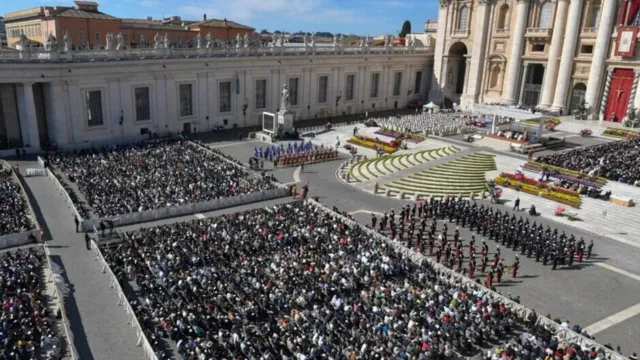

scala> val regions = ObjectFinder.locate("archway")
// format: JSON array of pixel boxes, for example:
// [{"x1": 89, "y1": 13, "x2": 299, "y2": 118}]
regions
[
  {"x1": 569, "y1": 83, "x2": 587, "y2": 113},
  {"x1": 521, "y1": 63, "x2": 545, "y2": 106},
  {"x1": 446, "y1": 42, "x2": 468, "y2": 104}
]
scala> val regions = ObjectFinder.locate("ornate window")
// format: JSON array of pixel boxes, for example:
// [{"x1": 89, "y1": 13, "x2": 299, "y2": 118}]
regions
[
  {"x1": 134, "y1": 87, "x2": 151, "y2": 121},
  {"x1": 497, "y1": 4, "x2": 510, "y2": 29},
  {"x1": 393, "y1": 72, "x2": 403, "y2": 96},
  {"x1": 370, "y1": 73, "x2": 380, "y2": 98},
  {"x1": 179, "y1": 84, "x2": 193, "y2": 117},
  {"x1": 255, "y1": 79, "x2": 267, "y2": 109},
  {"x1": 538, "y1": 1, "x2": 554, "y2": 28},
  {"x1": 458, "y1": 6, "x2": 470, "y2": 30},
  {"x1": 414, "y1": 71, "x2": 423, "y2": 94},
  {"x1": 219, "y1": 81, "x2": 232, "y2": 113},
  {"x1": 288, "y1": 77, "x2": 299, "y2": 106},
  {"x1": 318, "y1": 76, "x2": 328, "y2": 103},
  {"x1": 490, "y1": 65, "x2": 501, "y2": 88},
  {"x1": 85, "y1": 90, "x2": 103, "y2": 127},
  {"x1": 346, "y1": 74, "x2": 355, "y2": 101}
]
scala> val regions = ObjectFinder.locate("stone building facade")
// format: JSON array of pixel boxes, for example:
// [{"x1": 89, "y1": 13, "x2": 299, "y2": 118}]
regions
[
  {"x1": 431, "y1": 0, "x2": 640, "y2": 121},
  {"x1": 0, "y1": 45, "x2": 432, "y2": 152}
]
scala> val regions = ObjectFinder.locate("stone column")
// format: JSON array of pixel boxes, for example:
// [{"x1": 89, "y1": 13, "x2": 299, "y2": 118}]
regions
[
  {"x1": 463, "y1": 57, "x2": 472, "y2": 97},
  {"x1": 599, "y1": 68, "x2": 613, "y2": 118},
  {"x1": 626, "y1": 70, "x2": 640, "y2": 116},
  {"x1": 502, "y1": 0, "x2": 530, "y2": 103},
  {"x1": 430, "y1": 0, "x2": 450, "y2": 103},
  {"x1": 463, "y1": 0, "x2": 491, "y2": 106},
  {"x1": 518, "y1": 62, "x2": 531, "y2": 105},
  {"x1": 539, "y1": 0, "x2": 570, "y2": 107},
  {"x1": 18, "y1": 83, "x2": 40, "y2": 149},
  {"x1": 585, "y1": 0, "x2": 617, "y2": 119},
  {"x1": 551, "y1": 0, "x2": 584, "y2": 111}
]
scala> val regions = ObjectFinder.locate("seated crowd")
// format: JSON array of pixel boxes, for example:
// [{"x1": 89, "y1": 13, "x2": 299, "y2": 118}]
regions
[
  {"x1": 45, "y1": 140, "x2": 276, "y2": 218},
  {"x1": 0, "y1": 165, "x2": 34, "y2": 236},
  {"x1": 101, "y1": 202, "x2": 608, "y2": 360},
  {"x1": 536, "y1": 138, "x2": 640, "y2": 185},
  {"x1": 0, "y1": 248, "x2": 63, "y2": 359}
]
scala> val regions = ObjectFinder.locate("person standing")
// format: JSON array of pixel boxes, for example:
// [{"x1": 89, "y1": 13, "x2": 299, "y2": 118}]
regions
[
  {"x1": 74, "y1": 216, "x2": 79, "y2": 233},
  {"x1": 85, "y1": 232, "x2": 91, "y2": 250},
  {"x1": 513, "y1": 197, "x2": 520, "y2": 211}
]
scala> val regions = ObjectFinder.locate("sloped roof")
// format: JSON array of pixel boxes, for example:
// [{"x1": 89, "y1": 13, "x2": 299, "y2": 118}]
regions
[
  {"x1": 45, "y1": 8, "x2": 117, "y2": 20},
  {"x1": 189, "y1": 19, "x2": 254, "y2": 30}
]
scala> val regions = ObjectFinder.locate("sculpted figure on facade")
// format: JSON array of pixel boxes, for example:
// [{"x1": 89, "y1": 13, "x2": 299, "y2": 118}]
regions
[
  {"x1": 105, "y1": 33, "x2": 114, "y2": 50},
  {"x1": 236, "y1": 33, "x2": 242, "y2": 48},
  {"x1": 205, "y1": 32, "x2": 212, "y2": 48},
  {"x1": 154, "y1": 32, "x2": 161, "y2": 49},
  {"x1": 244, "y1": 33, "x2": 250, "y2": 48},
  {"x1": 280, "y1": 84, "x2": 290, "y2": 111},
  {"x1": 310, "y1": 34, "x2": 315, "y2": 47},
  {"x1": 196, "y1": 33, "x2": 202, "y2": 49},
  {"x1": 116, "y1": 33, "x2": 124, "y2": 50},
  {"x1": 44, "y1": 33, "x2": 54, "y2": 51},
  {"x1": 164, "y1": 33, "x2": 170, "y2": 49},
  {"x1": 63, "y1": 31, "x2": 72, "y2": 52},
  {"x1": 303, "y1": 34, "x2": 308, "y2": 47}
]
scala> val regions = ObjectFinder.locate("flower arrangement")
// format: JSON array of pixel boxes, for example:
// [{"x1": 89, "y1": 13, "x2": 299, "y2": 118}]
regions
[
  {"x1": 500, "y1": 172, "x2": 580, "y2": 197},
  {"x1": 580, "y1": 128, "x2": 593, "y2": 137},
  {"x1": 374, "y1": 128, "x2": 426, "y2": 143},
  {"x1": 494, "y1": 175, "x2": 581, "y2": 208},
  {"x1": 602, "y1": 126, "x2": 640, "y2": 139},
  {"x1": 348, "y1": 136, "x2": 398, "y2": 153},
  {"x1": 553, "y1": 174, "x2": 602, "y2": 189}
]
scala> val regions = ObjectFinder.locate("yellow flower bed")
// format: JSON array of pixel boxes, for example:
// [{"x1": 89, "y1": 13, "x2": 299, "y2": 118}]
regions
[
  {"x1": 601, "y1": 126, "x2": 640, "y2": 139},
  {"x1": 348, "y1": 136, "x2": 397, "y2": 153},
  {"x1": 521, "y1": 117, "x2": 561, "y2": 126},
  {"x1": 494, "y1": 176, "x2": 581, "y2": 209}
]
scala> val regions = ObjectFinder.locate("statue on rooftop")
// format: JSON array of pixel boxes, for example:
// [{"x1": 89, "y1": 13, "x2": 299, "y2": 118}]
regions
[
  {"x1": 280, "y1": 84, "x2": 290, "y2": 112},
  {"x1": 154, "y1": 32, "x2": 161, "y2": 49},
  {"x1": 44, "y1": 33, "x2": 55, "y2": 51},
  {"x1": 63, "y1": 31, "x2": 72, "y2": 52},
  {"x1": 105, "y1": 32, "x2": 114, "y2": 50},
  {"x1": 205, "y1": 32, "x2": 212, "y2": 48},
  {"x1": 116, "y1": 32, "x2": 124, "y2": 50},
  {"x1": 244, "y1": 33, "x2": 249, "y2": 48},
  {"x1": 196, "y1": 32, "x2": 202, "y2": 49},
  {"x1": 309, "y1": 34, "x2": 315, "y2": 47},
  {"x1": 164, "y1": 33, "x2": 170, "y2": 49},
  {"x1": 303, "y1": 34, "x2": 308, "y2": 47},
  {"x1": 236, "y1": 33, "x2": 242, "y2": 48}
]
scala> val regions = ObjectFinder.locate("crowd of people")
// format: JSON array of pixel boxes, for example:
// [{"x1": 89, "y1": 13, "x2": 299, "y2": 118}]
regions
[
  {"x1": 536, "y1": 138, "x2": 640, "y2": 185},
  {"x1": 372, "y1": 198, "x2": 595, "y2": 281},
  {"x1": 253, "y1": 142, "x2": 339, "y2": 167},
  {"x1": 99, "y1": 201, "x2": 612, "y2": 360},
  {"x1": 45, "y1": 140, "x2": 276, "y2": 218},
  {"x1": 374, "y1": 113, "x2": 475, "y2": 136},
  {"x1": 0, "y1": 248, "x2": 64, "y2": 359},
  {"x1": 0, "y1": 164, "x2": 34, "y2": 236}
]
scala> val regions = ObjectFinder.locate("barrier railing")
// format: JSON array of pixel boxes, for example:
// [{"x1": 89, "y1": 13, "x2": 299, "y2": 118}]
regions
[
  {"x1": 304, "y1": 199, "x2": 627, "y2": 360},
  {"x1": 80, "y1": 187, "x2": 289, "y2": 232},
  {"x1": 45, "y1": 168, "x2": 83, "y2": 227},
  {"x1": 91, "y1": 239, "x2": 158, "y2": 360},
  {"x1": 26, "y1": 168, "x2": 47, "y2": 177},
  {"x1": 43, "y1": 245, "x2": 78, "y2": 360}
]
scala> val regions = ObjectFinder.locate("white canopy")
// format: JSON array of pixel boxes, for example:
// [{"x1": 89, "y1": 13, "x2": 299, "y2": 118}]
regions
[{"x1": 423, "y1": 102, "x2": 440, "y2": 109}]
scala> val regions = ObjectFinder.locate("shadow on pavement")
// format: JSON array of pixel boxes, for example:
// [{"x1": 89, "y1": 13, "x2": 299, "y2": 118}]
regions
[{"x1": 49, "y1": 255, "x2": 94, "y2": 360}]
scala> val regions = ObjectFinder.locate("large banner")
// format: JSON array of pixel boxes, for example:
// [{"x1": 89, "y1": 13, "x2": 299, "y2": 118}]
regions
[{"x1": 616, "y1": 26, "x2": 638, "y2": 57}]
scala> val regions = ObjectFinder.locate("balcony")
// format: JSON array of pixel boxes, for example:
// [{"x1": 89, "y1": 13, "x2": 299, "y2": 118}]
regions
[
  {"x1": 452, "y1": 29, "x2": 470, "y2": 38},
  {"x1": 494, "y1": 28, "x2": 510, "y2": 38},
  {"x1": 525, "y1": 27, "x2": 552, "y2": 39},
  {"x1": 581, "y1": 27, "x2": 598, "y2": 38}
]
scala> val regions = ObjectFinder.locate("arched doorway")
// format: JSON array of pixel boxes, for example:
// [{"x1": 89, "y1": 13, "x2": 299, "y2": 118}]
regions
[
  {"x1": 569, "y1": 83, "x2": 587, "y2": 113},
  {"x1": 445, "y1": 42, "x2": 468, "y2": 106}
]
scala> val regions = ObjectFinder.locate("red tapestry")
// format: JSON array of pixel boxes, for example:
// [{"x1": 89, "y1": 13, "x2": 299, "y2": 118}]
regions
[{"x1": 604, "y1": 68, "x2": 635, "y2": 122}]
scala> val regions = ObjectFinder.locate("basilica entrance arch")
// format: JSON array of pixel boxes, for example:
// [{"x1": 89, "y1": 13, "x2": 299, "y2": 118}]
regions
[{"x1": 444, "y1": 42, "x2": 468, "y2": 107}]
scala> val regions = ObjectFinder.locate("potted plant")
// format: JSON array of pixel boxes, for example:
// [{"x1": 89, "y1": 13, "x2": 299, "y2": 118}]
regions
[
  {"x1": 623, "y1": 106, "x2": 639, "y2": 128},
  {"x1": 573, "y1": 99, "x2": 589, "y2": 120},
  {"x1": 580, "y1": 128, "x2": 593, "y2": 137}
]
